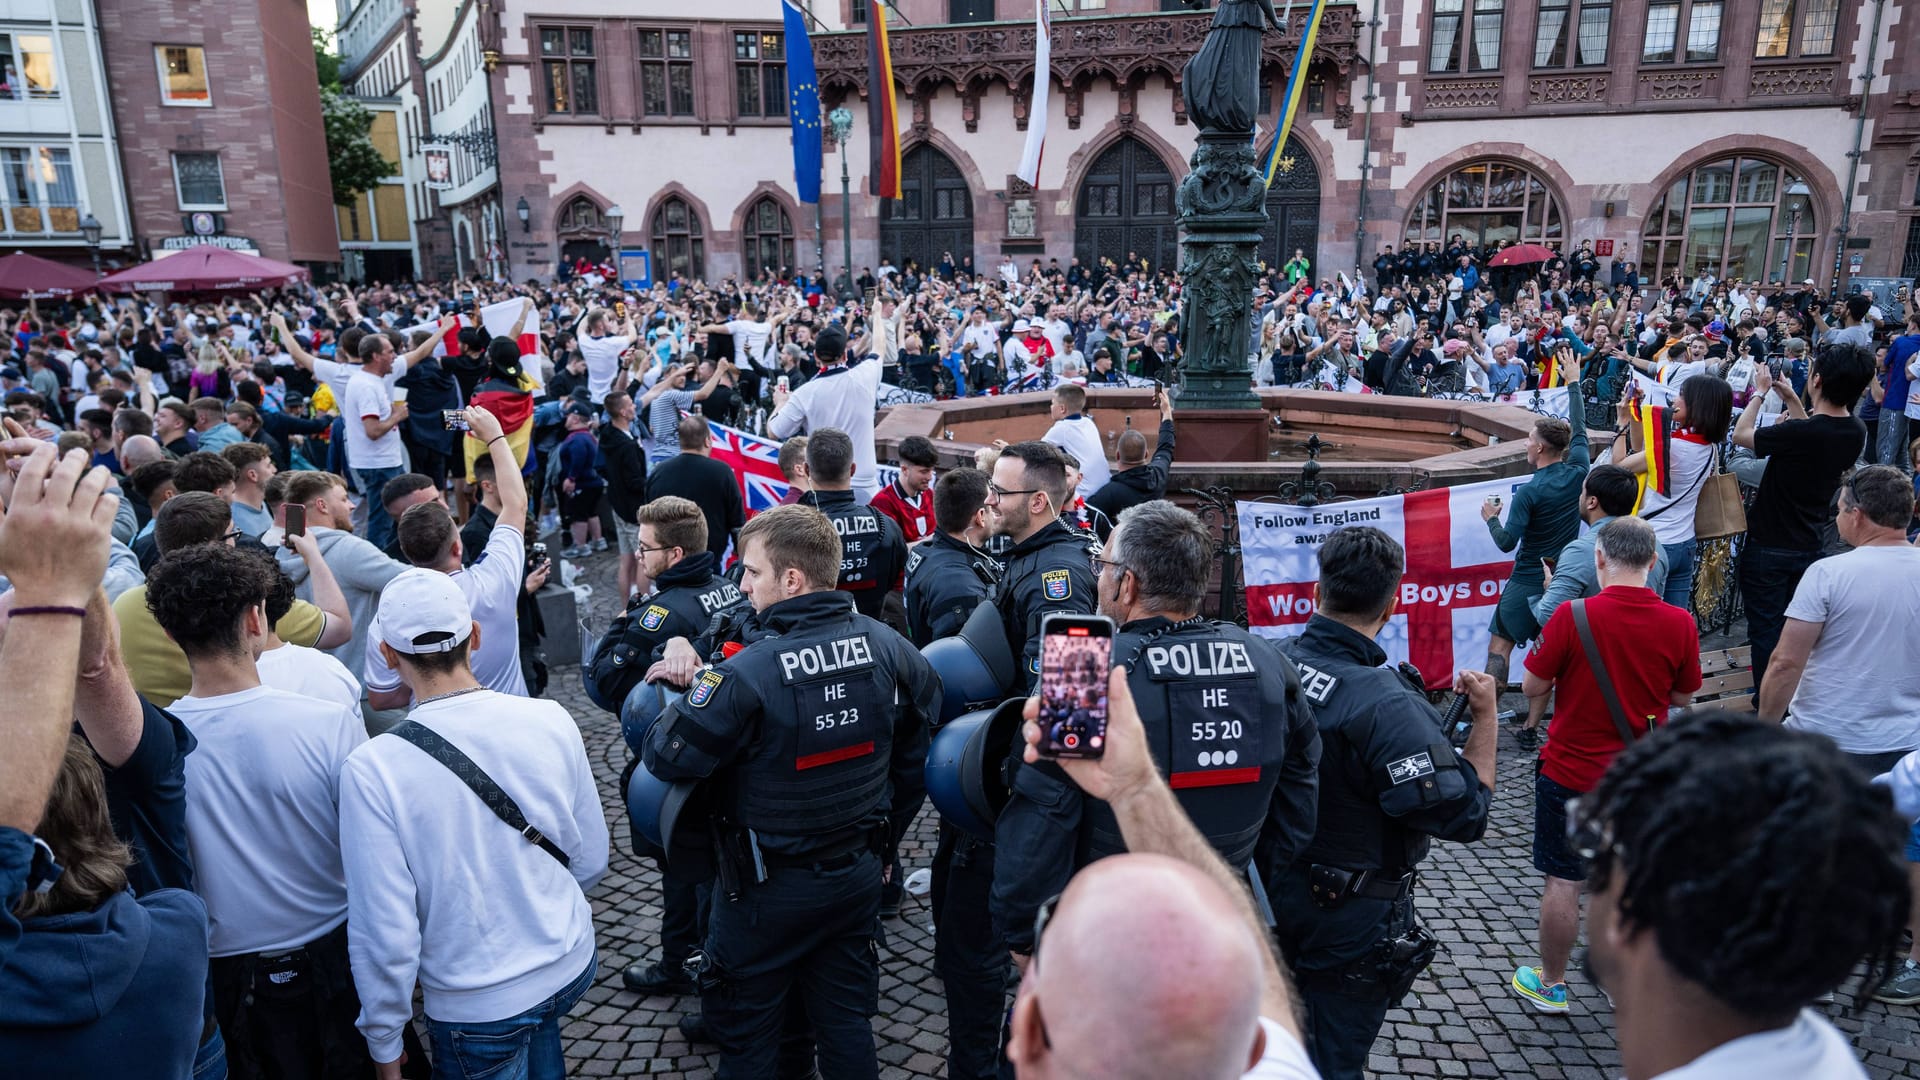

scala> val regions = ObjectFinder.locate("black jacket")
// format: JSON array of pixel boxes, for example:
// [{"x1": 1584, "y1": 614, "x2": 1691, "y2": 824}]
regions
[
  {"x1": 801, "y1": 489, "x2": 907, "y2": 620},
  {"x1": 646, "y1": 453, "x2": 746, "y2": 560},
  {"x1": 903, "y1": 531, "x2": 1001, "y2": 646},
  {"x1": 995, "y1": 518, "x2": 1099, "y2": 687},
  {"x1": 598, "y1": 421, "x2": 647, "y2": 523},
  {"x1": 1085, "y1": 418, "x2": 1175, "y2": 542}
]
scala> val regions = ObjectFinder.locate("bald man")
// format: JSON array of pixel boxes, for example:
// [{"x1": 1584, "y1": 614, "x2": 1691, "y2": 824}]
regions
[
  {"x1": 118, "y1": 433, "x2": 166, "y2": 473},
  {"x1": 1004, "y1": 669, "x2": 1316, "y2": 1079}
]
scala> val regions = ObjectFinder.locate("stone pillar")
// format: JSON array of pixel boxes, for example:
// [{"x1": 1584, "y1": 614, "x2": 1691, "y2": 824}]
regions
[{"x1": 1174, "y1": 131, "x2": 1265, "y2": 410}]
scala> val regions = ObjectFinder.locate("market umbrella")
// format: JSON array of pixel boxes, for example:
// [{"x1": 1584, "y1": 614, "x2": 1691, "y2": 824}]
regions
[
  {"x1": 98, "y1": 246, "x2": 309, "y2": 295},
  {"x1": 0, "y1": 251, "x2": 99, "y2": 300},
  {"x1": 1487, "y1": 243, "x2": 1555, "y2": 267}
]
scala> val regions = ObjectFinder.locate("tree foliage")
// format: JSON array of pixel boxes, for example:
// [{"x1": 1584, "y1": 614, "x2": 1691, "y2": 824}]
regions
[
  {"x1": 321, "y1": 88, "x2": 395, "y2": 207},
  {"x1": 312, "y1": 27, "x2": 342, "y2": 90}
]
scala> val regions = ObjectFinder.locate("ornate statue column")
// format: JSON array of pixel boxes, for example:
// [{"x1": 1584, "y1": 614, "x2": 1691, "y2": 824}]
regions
[{"x1": 1173, "y1": 0, "x2": 1283, "y2": 410}]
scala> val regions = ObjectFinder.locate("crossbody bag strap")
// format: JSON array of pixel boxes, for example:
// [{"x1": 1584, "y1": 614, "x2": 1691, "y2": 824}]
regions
[
  {"x1": 385, "y1": 720, "x2": 571, "y2": 869},
  {"x1": 1639, "y1": 448, "x2": 1715, "y2": 521},
  {"x1": 1569, "y1": 600, "x2": 1639, "y2": 747}
]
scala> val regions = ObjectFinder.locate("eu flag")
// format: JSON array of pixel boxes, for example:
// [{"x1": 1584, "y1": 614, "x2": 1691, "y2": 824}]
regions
[{"x1": 784, "y1": 0, "x2": 823, "y2": 204}]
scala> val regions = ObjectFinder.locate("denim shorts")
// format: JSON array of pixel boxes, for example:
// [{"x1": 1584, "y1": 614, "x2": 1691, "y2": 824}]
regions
[{"x1": 1533, "y1": 771, "x2": 1586, "y2": 882}]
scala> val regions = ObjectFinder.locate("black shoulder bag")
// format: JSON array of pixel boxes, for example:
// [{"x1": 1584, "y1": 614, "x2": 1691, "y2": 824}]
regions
[{"x1": 385, "y1": 719, "x2": 571, "y2": 869}]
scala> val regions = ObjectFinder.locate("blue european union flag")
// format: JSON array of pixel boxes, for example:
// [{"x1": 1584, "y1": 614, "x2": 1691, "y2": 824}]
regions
[{"x1": 784, "y1": 0, "x2": 823, "y2": 204}]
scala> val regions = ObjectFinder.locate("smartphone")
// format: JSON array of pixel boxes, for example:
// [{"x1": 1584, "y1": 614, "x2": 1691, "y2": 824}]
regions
[
  {"x1": 443, "y1": 409, "x2": 470, "y2": 432},
  {"x1": 284, "y1": 503, "x2": 305, "y2": 540},
  {"x1": 1037, "y1": 613, "x2": 1115, "y2": 759}
]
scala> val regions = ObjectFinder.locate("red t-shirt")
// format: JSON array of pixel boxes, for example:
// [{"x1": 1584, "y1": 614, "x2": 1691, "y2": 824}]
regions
[
  {"x1": 1527, "y1": 585, "x2": 1703, "y2": 792},
  {"x1": 869, "y1": 480, "x2": 933, "y2": 544}
]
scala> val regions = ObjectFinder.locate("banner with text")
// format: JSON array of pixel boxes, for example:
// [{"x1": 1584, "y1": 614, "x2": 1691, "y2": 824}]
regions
[{"x1": 1239, "y1": 477, "x2": 1533, "y2": 689}]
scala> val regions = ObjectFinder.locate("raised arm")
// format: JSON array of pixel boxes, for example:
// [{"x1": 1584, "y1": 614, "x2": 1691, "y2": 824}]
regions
[
  {"x1": 463, "y1": 405, "x2": 526, "y2": 527},
  {"x1": 399, "y1": 317, "x2": 457, "y2": 365},
  {"x1": 285, "y1": 528, "x2": 353, "y2": 649},
  {"x1": 271, "y1": 312, "x2": 319, "y2": 373}
]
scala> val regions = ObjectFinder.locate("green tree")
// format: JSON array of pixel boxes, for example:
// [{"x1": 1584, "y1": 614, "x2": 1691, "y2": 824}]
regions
[
  {"x1": 321, "y1": 88, "x2": 395, "y2": 206},
  {"x1": 312, "y1": 27, "x2": 341, "y2": 90}
]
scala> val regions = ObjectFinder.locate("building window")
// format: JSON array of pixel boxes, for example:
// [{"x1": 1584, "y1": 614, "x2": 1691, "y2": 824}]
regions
[
  {"x1": 1534, "y1": 0, "x2": 1610, "y2": 67},
  {"x1": 733, "y1": 30, "x2": 786, "y2": 119},
  {"x1": 1403, "y1": 160, "x2": 1564, "y2": 249},
  {"x1": 155, "y1": 45, "x2": 210, "y2": 106},
  {"x1": 1429, "y1": 0, "x2": 1504, "y2": 74},
  {"x1": 638, "y1": 28, "x2": 695, "y2": 117},
  {"x1": 539, "y1": 27, "x2": 598, "y2": 115},
  {"x1": 0, "y1": 33, "x2": 56, "y2": 101},
  {"x1": 0, "y1": 146, "x2": 76, "y2": 233},
  {"x1": 1755, "y1": 0, "x2": 1840, "y2": 58},
  {"x1": 171, "y1": 151, "x2": 226, "y2": 211},
  {"x1": 1902, "y1": 217, "x2": 1920, "y2": 280},
  {"x1": 850, "y1": 0, "x2": 867, "y2": 25},
  {"x1": 743, "y1": 197, "x2": 795, "y2": 280},
  {"x1": 1641, "y1": 155, "x2": 1816, "y2": 284},
  {"x1": 1643, "y1": 1, "x2": 1722, "y2": 64},
  {"x1": 650, "y1": 196, "x2": 705, "y2": 280},
  {"x1": 558, "y1": 196, "x2": 606, "y2": 234},
  {"x1": 952, "y1": 0, "x2": 995, "y2": 22}
]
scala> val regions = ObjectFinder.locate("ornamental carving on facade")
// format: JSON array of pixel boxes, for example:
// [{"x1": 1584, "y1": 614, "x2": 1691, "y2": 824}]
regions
[
  {"x1": 1638, "y1": 69, "x2": 1719, "y2": 101},
  {"x1": 1748, "y1": 64, "x2": 1838, "y2": 97},
  {"x1": 1527, "y1": 75, "x2": 1608, "y2": 105},
  {"x1": 1423, "y1": 79, "x2": 1502, "y2": 110}
]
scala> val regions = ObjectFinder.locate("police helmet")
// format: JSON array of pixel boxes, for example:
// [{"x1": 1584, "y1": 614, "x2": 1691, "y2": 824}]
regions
[
  {"x1": 619, "y1": 682, "x2": 679, "y2": 756},
  {"x1": 925, "y1": 696, "x2": 1026, "y2": 840},
  {"x1": 921, "y1": 601, "x2": 1018, "y2": 723},
  {"x1": 625, "y1": 756, "x2": 715, "y2": 877}
]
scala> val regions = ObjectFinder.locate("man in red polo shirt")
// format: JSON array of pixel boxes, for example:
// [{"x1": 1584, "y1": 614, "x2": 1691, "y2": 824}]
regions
[
  {"x1": 870, "y1": 434, "x2": 937, "y2": 544},
  {"x1": 1513, "y1": 515, "x2": 1701, "y2": 1015}
]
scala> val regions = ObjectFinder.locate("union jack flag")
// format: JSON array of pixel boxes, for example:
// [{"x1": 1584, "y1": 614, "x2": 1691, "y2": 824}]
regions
[{"x1": 706, "y1": 420, "x2": 792, "y2": 514}]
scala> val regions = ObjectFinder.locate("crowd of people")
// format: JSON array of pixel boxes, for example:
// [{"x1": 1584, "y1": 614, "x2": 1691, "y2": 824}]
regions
[{"x1": 0, "y1": 240, "x2": 1915, "y2": 1080}]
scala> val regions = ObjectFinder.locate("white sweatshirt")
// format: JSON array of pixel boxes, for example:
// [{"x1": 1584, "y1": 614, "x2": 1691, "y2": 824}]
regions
[{"x1": 339, "y1": 691, "x2": 610, "y2": 1062}]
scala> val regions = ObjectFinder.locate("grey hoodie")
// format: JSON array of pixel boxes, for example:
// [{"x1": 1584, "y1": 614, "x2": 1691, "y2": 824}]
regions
[{"x1": 276, "y1": 526, "x2": 408, "y2": 685}]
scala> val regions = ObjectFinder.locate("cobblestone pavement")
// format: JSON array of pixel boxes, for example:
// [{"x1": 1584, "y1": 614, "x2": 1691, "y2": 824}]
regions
[{"x1": 542, "y1": 548, "x2": 1920, "y2": 1078}]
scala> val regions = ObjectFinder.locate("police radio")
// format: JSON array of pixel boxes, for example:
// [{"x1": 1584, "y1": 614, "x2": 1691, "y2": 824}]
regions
[{"x1": 1037, "y1": 613, "x2": 1114, "y2": 759}]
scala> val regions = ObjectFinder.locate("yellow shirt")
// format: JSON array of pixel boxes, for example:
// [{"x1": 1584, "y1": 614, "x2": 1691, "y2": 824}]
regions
[{"x1": 114, "y1": 585, "x2": 328, "y2": 707}]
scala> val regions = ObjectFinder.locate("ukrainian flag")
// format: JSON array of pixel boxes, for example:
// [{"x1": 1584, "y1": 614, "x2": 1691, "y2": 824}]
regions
[{"x1": 1263, "y1": 0, "x2": 1327, "y2": 189}]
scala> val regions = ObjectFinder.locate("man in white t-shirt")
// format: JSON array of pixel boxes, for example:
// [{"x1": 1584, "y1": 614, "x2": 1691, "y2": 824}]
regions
[
  {"x1": 767, "y1": 323, "x2": 883, "y2": 503},
  {"x1": 366, "y1": 405, "x2": 529, "y2": 704},
  {"x1": 1577, "y1": 710, "x2": 1900, "y2": 1080},
  {"x1": 345, "y1": 333, "x2": 411, "y2": 554},
  {"x1": 257, "y1": 559, "x2": 363, "y2": 714},
  {"x1": 578, "y1": 305, "x2": 636, "y2": 403},
  {"x1": 144, "y1": 541, "x2": 371, "y2": 1075},
  {"x1": 698, "y1": 301, "x2": 774, "y2": 373},
  {"x1": 1002, "y1": 671, "x2": 1318, "y2": 1080},
  {"x1": 1042, "y1": 382, "x2": 1110, "y2": 501},
  {"x1": 340, "y1": 569, "x2": 609, "y2": 1077}
]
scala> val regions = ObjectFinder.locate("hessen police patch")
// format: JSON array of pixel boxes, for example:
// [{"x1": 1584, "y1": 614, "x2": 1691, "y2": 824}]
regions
[
  {"x1": 640, "y1": 605, "x2": 669, "y2": 632},
  {"x1": 688, "y1": 670, "x2": 724, "y2": 708},
  {"x1": 1042, "y1": 569, "x2": 1071, "y2": 601},
  {"x1": 1387, "y1": 752, "x2": 1436, "y2": 785}
]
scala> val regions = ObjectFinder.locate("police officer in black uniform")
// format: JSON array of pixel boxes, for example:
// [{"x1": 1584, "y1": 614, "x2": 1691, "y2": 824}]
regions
[
  {"x1": 798, "y1": 428, "x2": 907, "y2": 621},
  {"x1": 988, "y1": 441, "x2": 1099, "y2": 684},
  {"x1": 643, "y1": 505, "x2": 941, "y2": 1080},
  {"x1": 991, "y1": 500, "x2": 1322, "y2": 966},
  {"x1": 583, "y1": 495, "x2": 747, "y2": 996},
  {"x1": 903, "y1": 466, "x2": 1001, "y2": 646},
  {"x1": 1274, "y1": 526, "x2": 1499, "y2": 1080}
]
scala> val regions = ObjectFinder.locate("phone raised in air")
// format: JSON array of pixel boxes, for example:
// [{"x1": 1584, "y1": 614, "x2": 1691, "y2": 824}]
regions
[
  {"x1": 1037, "y1": 613, "x2": 1115, "y2": 759},
  {"x1": 284, "y1": 503, "x2": 305, "y2": 540}
]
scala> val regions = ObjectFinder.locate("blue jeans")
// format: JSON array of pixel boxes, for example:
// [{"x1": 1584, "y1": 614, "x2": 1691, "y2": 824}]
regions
[
  {"x1": 352, "y1": 465, "x2": 407, "y2": 554},
  {"x1": 1662, "y1": 538, "x2": 1697, "y2": 611},
  {"x1": 426, "y1": 957, "x2": 595, "y2": 1080},
  {"x1": 192, "y1": 1024, "x2": 227, "y2": 1080}
]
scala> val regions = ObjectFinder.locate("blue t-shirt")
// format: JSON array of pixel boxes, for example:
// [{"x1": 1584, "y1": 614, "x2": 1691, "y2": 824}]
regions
[{"x1": 1886, "y1": 333, "x2": 1920, "y2": 413}]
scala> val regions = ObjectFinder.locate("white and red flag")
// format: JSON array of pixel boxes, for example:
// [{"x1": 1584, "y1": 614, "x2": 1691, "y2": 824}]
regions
[{"x1": 1015, "y1": 0, "x2": 1051, "y2": 187}]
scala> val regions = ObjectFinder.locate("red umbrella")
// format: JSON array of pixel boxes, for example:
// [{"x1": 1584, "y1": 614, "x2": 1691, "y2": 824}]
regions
[
  {"x1": 0, "y1": 251, "x2": 99, "y2": 300},
  {"x1": 1488, "y1": 243, "x2": 1556, "y2": 268},
  {"x1": 98, "y1": 246, "x2": 309, "y2": 295}
]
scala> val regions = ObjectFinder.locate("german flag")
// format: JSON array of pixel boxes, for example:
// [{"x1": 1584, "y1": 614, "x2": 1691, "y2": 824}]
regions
[
  {"x1": 866, "y1": 1, "x2": 902, "y2": 199},
  {"x1": 1539, "y1": 352, "x2": 1566, "y2": 389},
  {"x1": 460, "y1": 373, "x2": 536, "y2": 483},
  {"x1": 1629, "y1": 399, "x2": 1671, "y2": 512}
]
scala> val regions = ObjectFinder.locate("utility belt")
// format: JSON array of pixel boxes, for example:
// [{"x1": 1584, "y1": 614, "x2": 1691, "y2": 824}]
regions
[
  {"x1": 1293, "y1": 923, "x2": 1440, "y2": 1007},
  {"x1": 710, "y1": 821, "x2": 886, "y2": 900},
  {"x1": 1306, "y1": 863, "x2": 1417, "y2": 910}
]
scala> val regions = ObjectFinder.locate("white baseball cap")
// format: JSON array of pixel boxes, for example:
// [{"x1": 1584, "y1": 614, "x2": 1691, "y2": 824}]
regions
[{"x1": 378, "y1": 569, "x2": 473, "y2": 654}]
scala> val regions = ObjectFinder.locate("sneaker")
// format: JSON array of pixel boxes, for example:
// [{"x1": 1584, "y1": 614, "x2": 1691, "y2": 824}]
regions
[
  {"x1": 561, "y1": 544, "x2": 591, "y2": 559},
  {"x1": 592, "y1": 537, "x2": 609, "y2": 551},
  {"x1": 1516, "y1": 727, "x2": 1541, "y2": 750},
  {"x1": 1512, "y1": 966, "x2": 1570, "y2": 1013},
  {"x1": 622, "y1": 960, "x2": 697, "y2": 996},
  {"x1": 1874, "y1": 959, "x2": 1920, "y2": 1005}
]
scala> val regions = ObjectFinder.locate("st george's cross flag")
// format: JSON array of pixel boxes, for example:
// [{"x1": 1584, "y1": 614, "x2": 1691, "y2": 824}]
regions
[{"x1": 1240, "y1": 477, "x2": 1534, "y2": 689}]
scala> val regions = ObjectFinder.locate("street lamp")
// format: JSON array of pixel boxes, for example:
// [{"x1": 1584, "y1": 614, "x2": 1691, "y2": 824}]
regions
[
  {"x1": 79, "y1": 212, "x2": 102, "y2": 277},
  {"x1": 516, "y1": 195, "x2": 531, "y2": 233},
  {"x1": 1779, "y1": 179, "x2": 1810, "y2": 287},
  {"x1": 605, "y1": 204, "x2": 624, "y2": 262},
  {"x1": 827, "y1": 105, "x2": 854, "y2": 293}
]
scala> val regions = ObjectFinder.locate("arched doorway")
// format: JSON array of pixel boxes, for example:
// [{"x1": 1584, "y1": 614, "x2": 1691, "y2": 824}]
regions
[
  {"x1": 880, "y1": 144, "x2": 974, "y2": 274},
  {"x1": 1259, "y1": 135, "x2": 1319, "y2": 282},
  {"x1": 557, "y1": 195, "x2": 611, "y2": 267},
  {"x1": 1074, "y1": 136, "x2": 1177, "y2": 275}
]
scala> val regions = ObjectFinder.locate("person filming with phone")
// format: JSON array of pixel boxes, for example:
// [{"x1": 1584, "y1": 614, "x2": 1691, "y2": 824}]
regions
[{"x1": 991, "y1": 500, "x2": 1323, "y2": 986}]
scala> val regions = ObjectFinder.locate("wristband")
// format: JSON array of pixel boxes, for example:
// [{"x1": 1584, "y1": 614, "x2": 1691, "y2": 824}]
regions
[
  {"x1": 10, "y1": 605, "x2": 87, "y2": 618},
  {"x1": 488, "y1": 436, "x2": 507, "y2": 446}
]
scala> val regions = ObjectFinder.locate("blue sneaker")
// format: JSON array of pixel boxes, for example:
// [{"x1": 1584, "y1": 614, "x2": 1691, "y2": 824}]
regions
[{"x1": 1512, "y1": 965, "x2": 1570, "y2": 1013}]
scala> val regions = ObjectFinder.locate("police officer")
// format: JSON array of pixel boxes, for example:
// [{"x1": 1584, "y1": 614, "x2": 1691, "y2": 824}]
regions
[
  {"x1": 584, "y1": 495, "x2": 748, "y2": 997},
  {"x1": 798, "y1": 428, "x2": 906, "y2": 622},
  {"x1": 903, "y1": 466, "x2": 1001, "y2": 646},
  {"x1": 1274, "y1": 526, "x2": 1498, "y2": 1080},
  {"x1": 643, "y1": 505, "x2": 941, "y2": 1080},
  {"x1": 991, "y1": 500, "x2": 1322, "y2": 968},
  {"x1": 987, "y1": 440, "x2": 1098, "y2": 684}
]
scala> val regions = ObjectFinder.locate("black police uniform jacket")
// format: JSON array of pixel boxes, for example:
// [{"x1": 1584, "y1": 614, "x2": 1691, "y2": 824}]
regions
[
  {"x1": 586, "y1": 551, "x2": 745, "y2": 712},
  {"x1": 1273, "y1": 614, "x2": 1492, "y2": 973},
  {"x1": 903, "y1": 531, "x2": 1001, "y2": 646},
  {"x1": 994, "y1": 518, "x2": 1100, "y2": 688},
  {"x1": 990, "y1": 616, "x2": 1323, "y2": 954},
  {"x1": 802, "y1": 489, "x2": 908, "y2": 621},
  {"x1": 643, "y1": 590, "x2": 941, "y2": 859}
]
